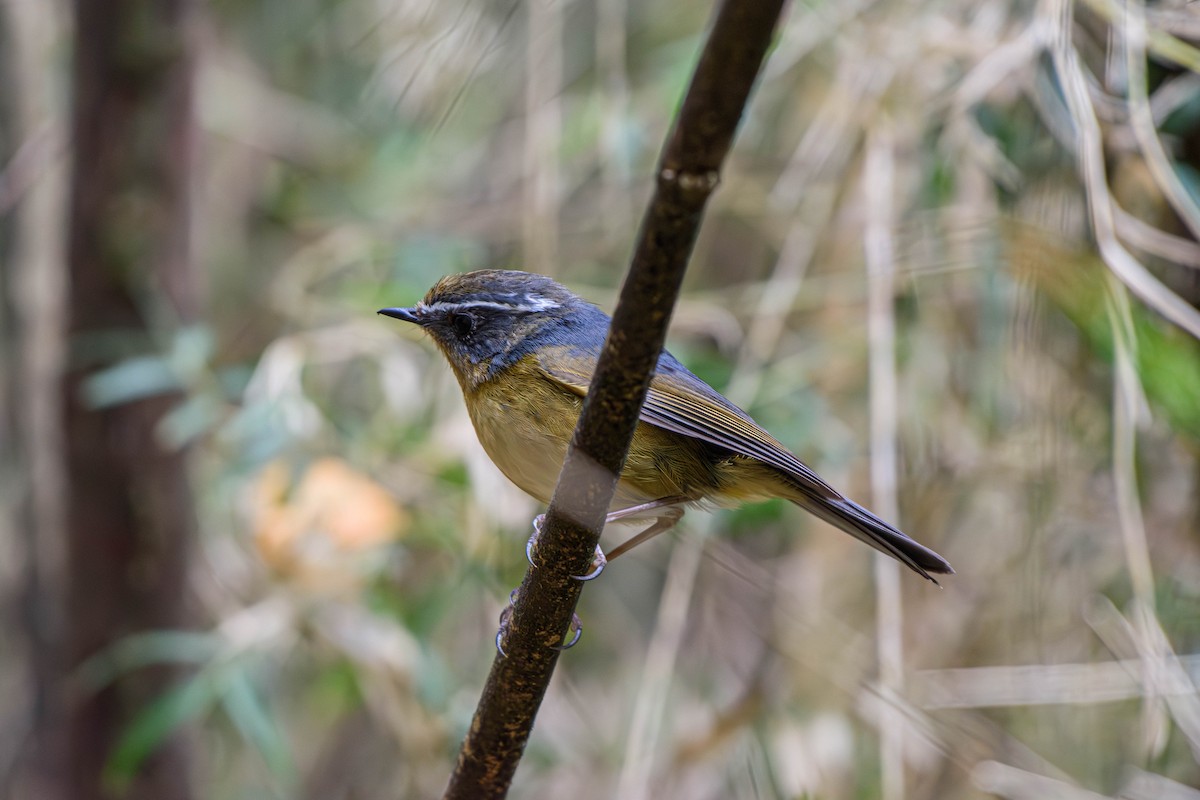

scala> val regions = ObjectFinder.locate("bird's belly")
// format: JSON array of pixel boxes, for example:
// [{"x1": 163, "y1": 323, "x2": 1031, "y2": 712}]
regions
[
  {"x1": 467, "y1": 378, "x2": 676, "y2": 510},
  {"x1": 467, "y1": 380, "x2": 579, "y2": 505}
]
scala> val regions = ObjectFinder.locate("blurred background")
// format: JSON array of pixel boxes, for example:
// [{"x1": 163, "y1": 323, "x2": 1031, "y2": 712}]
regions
[{"x1": 2, "y1": 0, "x2": 1200, "y2": 798}]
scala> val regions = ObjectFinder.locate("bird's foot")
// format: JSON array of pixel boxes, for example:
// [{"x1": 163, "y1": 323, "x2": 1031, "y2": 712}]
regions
[
  {"x1": 495, "y1": 589, "x2": 583, "y2": 654},
  {"x1": 572, "y1": 548, "x2": 607, "y2": 581},
  {"x1": 524, "y1": 515, "x2": 545, "y2": 568},
  {"x1": 525, "y1": 513, "x2": 608, "y2": 581},
  {"x1": 554, "y1": 613, "x2": 583, "y2": 650},
  {"x1": 495, "y1": 588, "x2": 520, "y2": 656}
]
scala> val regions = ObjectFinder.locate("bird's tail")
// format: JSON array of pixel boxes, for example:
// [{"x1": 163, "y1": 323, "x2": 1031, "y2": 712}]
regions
[{"x1": 791, "y1": 494, "x2": 954, "y2": 584}]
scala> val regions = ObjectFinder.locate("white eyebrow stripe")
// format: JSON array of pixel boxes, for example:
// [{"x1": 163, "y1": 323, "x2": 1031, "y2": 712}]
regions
[{"x1": 418, "y1": 297, "x2": 560, "y2": 315}]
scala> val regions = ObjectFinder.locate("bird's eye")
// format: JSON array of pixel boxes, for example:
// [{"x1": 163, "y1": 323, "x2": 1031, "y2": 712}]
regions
[{"x1": 448, "y1": 312, "x2": 476, "y2": 337}]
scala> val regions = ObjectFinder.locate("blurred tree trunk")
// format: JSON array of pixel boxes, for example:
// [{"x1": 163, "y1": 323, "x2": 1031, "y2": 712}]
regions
[
  {"x1": 63, "y1": 1, "x2": 198, "y2": 798},
  {"x1": 0, "y1": 2, "x2": 68, "y2": 798}
]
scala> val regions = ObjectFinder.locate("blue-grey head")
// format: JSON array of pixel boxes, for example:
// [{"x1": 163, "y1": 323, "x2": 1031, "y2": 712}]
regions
[{"x1": 379, "y1": 270, "x2": 608, "y2": 387}]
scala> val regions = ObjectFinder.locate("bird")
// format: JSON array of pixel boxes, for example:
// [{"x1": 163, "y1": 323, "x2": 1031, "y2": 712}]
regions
[{"x1": 379, "y1": 269, "x2": 953, "y2": 584}]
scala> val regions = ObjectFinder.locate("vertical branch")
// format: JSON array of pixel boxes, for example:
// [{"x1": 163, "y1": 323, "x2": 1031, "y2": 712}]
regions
[
  {"x1": 443, "y1": 2, "x2": 787, "y2": 798},
  {"x1": 864, "y1": 121, "x2": 905, "y2": 800},
  {"x1": 63, "y1": 0, "x2": 199, "y2": 797},
  {"x1": 1105, "y1": 281, "x2": 1168, "y2": 759},
  {"x1": 1106, "y1": 285, "x2": 1155, "y2": 610}
]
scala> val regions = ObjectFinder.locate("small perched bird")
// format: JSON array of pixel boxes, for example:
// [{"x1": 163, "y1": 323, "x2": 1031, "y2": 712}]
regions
[{"x1": 380, "y1": 270, "x2": 953, "y2": 583}]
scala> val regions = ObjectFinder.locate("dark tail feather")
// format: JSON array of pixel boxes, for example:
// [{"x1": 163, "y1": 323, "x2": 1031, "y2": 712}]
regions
[{"x1": 793, "y1": 495, "x2": 954, "y2": 584}]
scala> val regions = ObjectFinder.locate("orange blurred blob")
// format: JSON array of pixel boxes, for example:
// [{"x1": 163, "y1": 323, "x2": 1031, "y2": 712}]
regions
[{"x1": 251, "y1": 458, "x2": 407, "y2": 592}]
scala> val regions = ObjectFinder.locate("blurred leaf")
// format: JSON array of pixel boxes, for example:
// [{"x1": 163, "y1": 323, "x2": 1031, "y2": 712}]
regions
[
  {"x1": 436, "y1": 460, "x2": 470, "y2": 489},
  {"x1": 1161, "y1": 85, "x2": 1200, "y2": 135},
  {"x1": 415, "y1": 649, "x2": 451, "y2": 708},
  {"x1": 310, "y1": 661, "x2": 363, "y2": 711},
  {"x1": 1009, "y1": 222, "x2": 1200, "y2": 439},
  {"x1": 724, "y1": 498, "x2": 787, "y2": 533},
  {"x1": 1156, "y1": 579, "x2": 1200, "y2": 653},
  {"x1": 222, "y1": 669, "x2": 295, "y2": 778},
  {"x1": 104, "y1": 672, "x2": 222, "y2": 789},
  {"x1": 83, "y1": 354, "x2": 180, "y2": 408},
  {"x1": 218, "y1": 364, "x2": 255, "y2": 399},
  {"x1": 159, "y1": 393, "x2": 224, "y2": 447},
  {"x1": 1171, "y1": 160, "x2": 1200, "y2": 209},
  {"x1": 168, "y1": 324, "x2": 216, "y2": 380},
  {"x1": 81, "y1": 327, "x2": 213, "y2": 411},
  {"x1": 671, "y1": 342, "x2": 734, "y2": 392},
  {"x1": 78, "y1": 631, "x2": 219, "y2": 690},
  {"x1": 221, "y1": 402, "x2": 293, "y2": 464},
  {"x1": 924, "y1": 148, "x2": 957, "y2": 206}
]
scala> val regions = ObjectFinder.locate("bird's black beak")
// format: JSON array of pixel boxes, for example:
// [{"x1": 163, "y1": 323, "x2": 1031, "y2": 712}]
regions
[{"x1": 378, "y1": 307, "x2": 422, "y2": 325}]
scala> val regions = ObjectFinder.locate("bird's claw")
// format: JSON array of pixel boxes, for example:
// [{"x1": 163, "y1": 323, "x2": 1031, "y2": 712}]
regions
[
  {"x1": 552, "y1": 613, "x2": 583, "y2": 650},
  {"x1": 496, "y1": 589, "x2": 522, "y2": 656},
  {"x1": 525, "y1": 514, "x2": 545, "y2": 568},
  {"x1": 526, "y1": 514, "x2": 607, "y2": 581},
  {"x1": 496, "y1": 601, "x2": 514, "y2": 657},
  {"x1": 572, "y1": 546, "x2": 607, "y2": 581},
  {"x1": 495, "y1": 591, "x2": 584, "y2": 654}
]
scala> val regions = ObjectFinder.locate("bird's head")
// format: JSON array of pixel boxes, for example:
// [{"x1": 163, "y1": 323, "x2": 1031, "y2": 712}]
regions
[{"x1": 379, "y1": 270, "x2": 602, "y2": 389}]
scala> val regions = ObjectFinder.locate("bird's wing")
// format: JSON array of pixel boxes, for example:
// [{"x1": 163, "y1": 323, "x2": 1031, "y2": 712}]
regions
[
  {"x1": 532, "y1": 345, "x2": 840, "y2": 501},
  {"x1": 534, "y1": 345, "x2": 954, "y2": 582}
]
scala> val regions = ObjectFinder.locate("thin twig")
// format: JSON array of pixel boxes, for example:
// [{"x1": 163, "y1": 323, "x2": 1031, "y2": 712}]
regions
[
  {"x1": 1106, "y1": 246, "x2": 1174, "y2": 759},
  {"x1": 730, "y1": 56, "x2": 884, "y2": 403},
  {"x1": 1079, "y1": 0, "x2": 1200, "y2": 73},
  {"x1": 442, "y1": 2, "x2": 787, "y2": 798},
  {"x1": 597, "y1": 0, "x2": 632, "y2": 242},
  {"x1": 972, "y1": 760, "x2": 1112, "y2": 800},
  {"x1": 613, "y1": 531, "x2": 707, "y2": 800},
  {"x1": 522, "y1": 0, "x2": 562, "y2": 276},
  {"x1": 865, "y1": 119, "x2": 906, "y2": 800},
  {"x1": 1086, "y1": 587, "x2": 1200, "y2": 762},
  {"x1": 1114, "y1": 205, "x2": 1200, "y2": 269},
  {"x1": 912, "y1": 656, "x2": 1200, "y2": 708},
  {"x1": 1122, "y1": 0, "x2": 1200, "y2": 246},
  {"x1": 1047, "y1": 0, "x2": 1200, "y2": 339},
  {"x1": 1120, "y1": 767, "x2": 1200, "y2": 800}
]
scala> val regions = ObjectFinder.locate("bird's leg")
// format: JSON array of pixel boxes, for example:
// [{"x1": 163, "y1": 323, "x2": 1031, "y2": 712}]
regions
[
  {"x1": 604, "y1": 506, "x2": 684, "y2": 561},
  {"x1": 525, "y1": 496, "x2": 689, "y2": 581},
  {"x1": 604, "y1": 496, "x2": 688, "y2": 523}
]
